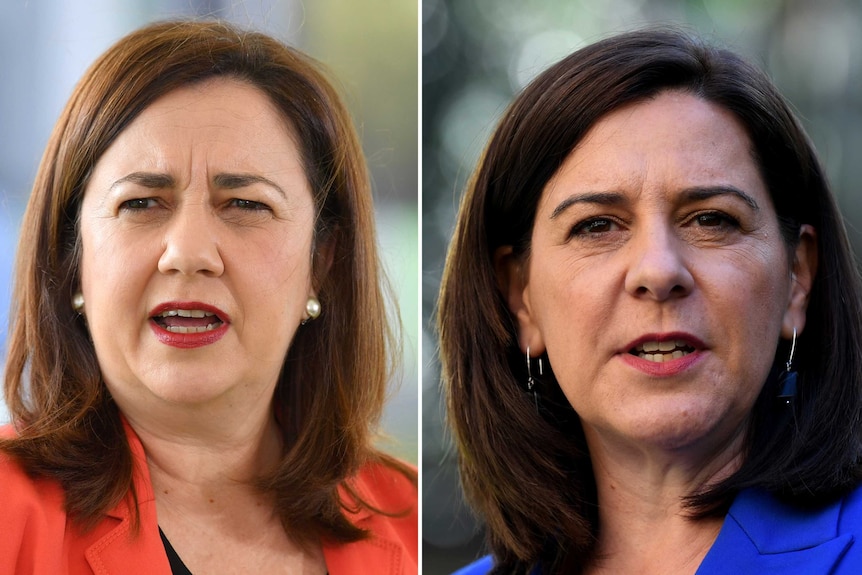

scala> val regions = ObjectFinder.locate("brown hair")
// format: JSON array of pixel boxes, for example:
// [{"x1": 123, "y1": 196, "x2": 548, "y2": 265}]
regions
[
  {"x1": 2, "y1": 20, "x2": 413, "y2": 543},
  {"x1": 439, "y1": 28, "x2": 862, "y2": 573}
]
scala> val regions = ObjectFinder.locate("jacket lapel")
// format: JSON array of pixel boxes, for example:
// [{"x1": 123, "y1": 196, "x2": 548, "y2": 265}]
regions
[
  {"x1": 85, "y1": 422, "x2": 173, "y2": 575},
  {"x1": 84, "y1": 422, "x2": 413, "y2": 574},
  {"x1": 323, "y1": 534, "x2": 405, "y2": 575},
  {"x1": 323, "y1": 468, "x2": 413, "y2": 575},
  {"x1": 83, "y1": 509, "x2": 171, "y2": 575},
  {"x1": 697, "y1": 489, "x2": 853, "y2": 574}
]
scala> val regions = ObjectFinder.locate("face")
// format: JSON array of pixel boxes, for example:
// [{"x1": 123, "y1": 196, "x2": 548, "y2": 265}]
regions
[
  {"x1": 501, "y1": 91, "x2": 815, "y2": 456},
  {"x1": 80, "y1": 78, "x2": 316, "y2": 412}
]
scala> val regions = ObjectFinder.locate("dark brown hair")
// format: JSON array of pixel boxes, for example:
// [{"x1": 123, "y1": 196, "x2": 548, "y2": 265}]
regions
[
  {"x1": 439, "y1": 27, "x2": 862, "y2": 574},
  {"x1": 2, "y1": 20, "x2": 413, "y2": 543}
]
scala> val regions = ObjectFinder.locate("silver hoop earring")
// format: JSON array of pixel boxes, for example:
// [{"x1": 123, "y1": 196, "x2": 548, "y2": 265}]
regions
[
  {"x1": 72, "y1": 292, "x2": 85, "y2": 313},
  {"x1": 777, "y1": 327, "x2": 798, "y2": 406},
  {"x1": 526, "y1": 346, "x2": 542, "y2": 412},
  {"x1": 302, "y1": 296, "x2": 321, "y2": 325}
]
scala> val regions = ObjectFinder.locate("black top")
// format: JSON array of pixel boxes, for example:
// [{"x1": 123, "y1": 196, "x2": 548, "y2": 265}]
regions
[
  {"x1": 158, "y1": 526, "x2": 330, "y2": 574},
  {"x1": 159, "y1": 527, "x2": 193, "y2": 575}
]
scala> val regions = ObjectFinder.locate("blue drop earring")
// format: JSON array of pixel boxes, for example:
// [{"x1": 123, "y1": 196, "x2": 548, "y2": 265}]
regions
[
  {"x1": 777, "y1": 327, "x2": 798, "y2": 405},
  {"x1": 526, "y1": 346, "x2": 542, "y2": 413}
]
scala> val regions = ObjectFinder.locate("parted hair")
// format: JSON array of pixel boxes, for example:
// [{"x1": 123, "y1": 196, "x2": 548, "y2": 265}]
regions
[
  {"x1": 439, "y1": 27, "x2": 862, "y2": 574},
  {"x1": 2, "y1": 20, "x2": 412, "y2": 543}
]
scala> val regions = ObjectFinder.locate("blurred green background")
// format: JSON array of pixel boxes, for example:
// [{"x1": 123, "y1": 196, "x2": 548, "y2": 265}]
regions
[
  {"x1": 422, "y1": 0, "x2": 862, "y2": 572},
  {"x1": 0, "y1": 0, "x2": 418, "y2": 463}
]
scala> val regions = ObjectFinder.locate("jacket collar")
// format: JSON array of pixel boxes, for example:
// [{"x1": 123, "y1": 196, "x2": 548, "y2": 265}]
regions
[
  {"x1": 696, "y1": 488, "x2": 853, "y2": 574},
  {"x1": 85, "y1": 419, "x2": 172, "y2": 574},
  {"x1": 321, "y1": 467, "x2": 409, "y2": 574},
  {"x1": 323, "y1": 533, "x2": 407, "y2": 575},
  {"x1": 86, "y1": 421, "x2": 409, "y2": 575}
]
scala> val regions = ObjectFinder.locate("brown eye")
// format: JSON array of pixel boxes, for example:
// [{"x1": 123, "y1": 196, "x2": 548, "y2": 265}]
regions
[
  {"x1": 692, "y1": 212, "x2": 739, "y2": 229},
  {"x1": 230, "y1": 198, "x2": 270, "y2": 211},
  {"x1": 572, "y1": 217, "x2": 618, "y2": 236},
  {"x1": 120, "y1": 198, "x2": 157, "y2": 210},
  {"x1": 696, "y1": 213, "x2": 721, "y2": 226}
]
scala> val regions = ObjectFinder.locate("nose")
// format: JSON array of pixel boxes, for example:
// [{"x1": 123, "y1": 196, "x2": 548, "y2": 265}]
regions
[
  {"x1": 624, "y1": 226, "x2": 693, "y2": 301},
  {"x1": 158, "y1": 201, "x2": 225, "y2": 277}
]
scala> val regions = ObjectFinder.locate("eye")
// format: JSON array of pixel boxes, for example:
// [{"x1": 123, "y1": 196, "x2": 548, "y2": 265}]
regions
[
  {"x1": 571, "y1": 217, "x2": 620, "y2": 236},
  {"x1": 690, "y1": 211, "x2": 740, "y2": 229},
  {"x1": 229, "y1": 198, "x2": 270, "y2": 211},
  {"x1": 120, "y1": 198, "x2": 159, "y2": 210}
]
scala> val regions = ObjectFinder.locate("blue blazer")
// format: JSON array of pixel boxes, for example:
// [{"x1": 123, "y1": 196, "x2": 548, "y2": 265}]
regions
[{"x1": 453, "y1": 485, "x2": 862, "y2": 574}]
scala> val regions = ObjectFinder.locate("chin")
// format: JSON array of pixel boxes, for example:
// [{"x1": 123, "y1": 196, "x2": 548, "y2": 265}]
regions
[
  {"x1": 152, "y1": 379, "x2": 240, "y2": 404},
  {"x1": 610, "y1": 400, "x2": 742, "y2": 452}
]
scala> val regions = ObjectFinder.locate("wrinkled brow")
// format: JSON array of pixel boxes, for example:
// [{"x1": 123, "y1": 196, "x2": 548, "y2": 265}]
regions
[
  {"x1": 213, "y1": 173, "x2": 285, "y2": 198},
  {"x1": 681, "y1": 186, "x2": 760, "y2": 211},
  {"x1": 549, "y1": 186, "x2": 760, "y2": 220},
  {"x1": 110, "y1": 172, "x2": 174, "y2": 191},
  {"x1": 108, "y1": 172, "x2": 286, "y2": 198},
  {"x1": 550, "y1": 192, "x2": 626, "y2": 219}
]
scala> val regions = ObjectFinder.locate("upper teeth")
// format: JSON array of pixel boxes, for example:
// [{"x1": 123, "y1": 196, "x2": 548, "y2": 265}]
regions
[
  {"x1": 157, "y1": 309, "x2": 215, "y2": 318},
  {"x1": 637, "y1": 340, "x2": 689, "y2": 353}
]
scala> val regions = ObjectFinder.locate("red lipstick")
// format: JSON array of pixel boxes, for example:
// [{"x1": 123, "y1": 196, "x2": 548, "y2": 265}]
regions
[{"x1": 148, "y1": 301, "x2": 230, "y2": 349}]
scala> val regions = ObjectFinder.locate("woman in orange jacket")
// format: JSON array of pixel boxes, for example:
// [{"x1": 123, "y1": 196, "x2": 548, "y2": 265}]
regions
[{"x1": 0, "y1": 20, "x2": 416, "y2": 574}]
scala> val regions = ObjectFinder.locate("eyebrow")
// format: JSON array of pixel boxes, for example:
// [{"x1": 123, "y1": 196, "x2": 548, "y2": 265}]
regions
[
  {"x1": 548, "y1": 186, "x2": 760, "y2": 219},
  {"x1": 213, "y1": 173, "x2": 286, "y2": 198},
  {"x1": 682, "y1": 185, "x2": 760, "y2": 212},
  {"x1": 550, "y1": 192, "x2": 626, "y2": 219},
  {"x1": 109, "y1": 171, "x2": 286, "y2": 198},
  {"x1": 109, "y1": 172, "x2": 174, "y2": 191}
]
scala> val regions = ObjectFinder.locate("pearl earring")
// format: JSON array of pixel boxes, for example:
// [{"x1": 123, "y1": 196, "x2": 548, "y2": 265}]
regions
[
  {"x1": 72, "y1": 292, "x2": 85, "y2": 312},
  {"x1": 302, "y1": 296, "x2": 321, "y2": 324}
]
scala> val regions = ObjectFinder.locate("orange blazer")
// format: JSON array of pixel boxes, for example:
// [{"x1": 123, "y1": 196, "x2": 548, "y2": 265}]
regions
[{"x1": 0, "y1": 423, "x2": 417, "y2": 574}]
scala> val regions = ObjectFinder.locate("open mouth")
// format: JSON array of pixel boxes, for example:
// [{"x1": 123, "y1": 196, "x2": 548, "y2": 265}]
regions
[
  {"x1": 151, "y1": 309, "x2": 225, "y2": 334},
  {"x1": 630, "y1": 340, "x2": 696, "y2": 363}
]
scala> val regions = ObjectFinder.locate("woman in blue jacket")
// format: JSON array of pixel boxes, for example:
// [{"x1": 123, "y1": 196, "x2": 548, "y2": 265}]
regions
[{"x1": 439, "y1": 28, "x2": 862, "y2": 574}]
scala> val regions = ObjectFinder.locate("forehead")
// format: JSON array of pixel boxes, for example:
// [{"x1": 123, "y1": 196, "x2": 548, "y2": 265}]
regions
[
  {"x1": 84, "y1": 77, "x2": 305, "y2": 187},
  {"x1": 127, "y1": 77, "x2": 293, "y2": 142},
  {"x1": 541, "y1": 91, "x2": 768, "y2": 208}
]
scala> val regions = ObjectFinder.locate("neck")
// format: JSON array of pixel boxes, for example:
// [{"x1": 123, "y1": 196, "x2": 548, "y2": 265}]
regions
[
  {"x1": 124, "y1": 401, "x2": 326, "y2": 574},
  {"x1": 122, "y1": 397, "x2": 283, "y2": 491},
  {"x1": 582, "y1": 426, "x2": 742, "y2": 574}
]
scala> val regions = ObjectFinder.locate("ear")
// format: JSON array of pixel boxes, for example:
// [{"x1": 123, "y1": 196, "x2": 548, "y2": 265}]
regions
[
  {"x1": 311, "y1": 234, "x2": 337, "y2": 295},
  {"x1": 781, "y1": 224, "x2": 817, "y2": 338},
  {"x1": 494, "y1": 245, "x2": 545, "y2": 355}
]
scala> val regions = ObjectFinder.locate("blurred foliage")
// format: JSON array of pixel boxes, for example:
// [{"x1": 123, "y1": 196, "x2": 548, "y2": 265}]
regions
[
  {"x1": 307, "y1": 0, "x2": 418, "y2": 207},
  {"x1": 304, "y1": 0, "x2": 419, "y2": 463},
  {"x1": 422, "y1": 0, "x2": 862, "y2": 572}
]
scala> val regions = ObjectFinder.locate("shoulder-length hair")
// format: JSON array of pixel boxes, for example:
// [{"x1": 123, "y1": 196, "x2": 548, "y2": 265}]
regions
[
  {"x1": 439, "y1": 27, "x2": 862, "y2": 574},
  {"x1": 2, "y1": 20, "x2": 410, "y2": 542}
]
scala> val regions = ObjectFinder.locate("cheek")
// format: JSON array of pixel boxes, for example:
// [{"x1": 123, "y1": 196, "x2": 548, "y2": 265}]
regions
[
  {"x1": 731, "y1": 282, "x2": 787, "y2": 371},
  {"x1": 248, "y1": 258, "x2": 310, "y2": 313},
  {"x1": 245, "y1": 227, "x2": 314, "y2": 289},
  {"x1": 533, "y1": 254, "x2": 618, "y2": 329},
  {"x1": 531, "y1": 260, "x2": 618, "y2": 384},
  {"x1": 699, "y1": 250, "x2": 791, "y2": 392},
  {"x1": 234, "y1": 232, "x2": 315, "y2": 327},
  {"x1": 80, "y1": 221, "x2": 154, "y2": 301},
  {"x1": 709, "y1": 247, "x2": 791, "y2": 329}
]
